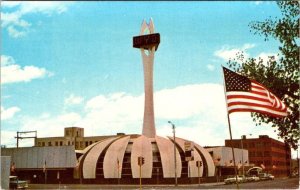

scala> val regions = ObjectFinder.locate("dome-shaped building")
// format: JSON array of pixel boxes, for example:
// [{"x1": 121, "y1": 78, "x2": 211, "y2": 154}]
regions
[{"x1": 75, "y1": 134, "x2": 215, "y2": 184}]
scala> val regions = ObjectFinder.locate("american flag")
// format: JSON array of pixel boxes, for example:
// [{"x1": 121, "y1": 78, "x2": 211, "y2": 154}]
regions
[{"x1": 223, "y1": 67, "x2": 287, "y2": 117}]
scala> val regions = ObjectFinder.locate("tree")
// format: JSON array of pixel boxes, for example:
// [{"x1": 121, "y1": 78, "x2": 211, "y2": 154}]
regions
[{"x1": 227, "y1": 1, "x2": 299, "y2": 149}]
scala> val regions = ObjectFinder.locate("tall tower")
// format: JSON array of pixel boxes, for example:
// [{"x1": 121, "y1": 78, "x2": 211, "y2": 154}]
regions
[{"x1": 133, "y1": 19, "x2": 160, "y2": 138}]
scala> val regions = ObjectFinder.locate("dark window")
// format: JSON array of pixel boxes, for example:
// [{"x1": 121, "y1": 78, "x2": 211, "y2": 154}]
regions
[
  {"x1": 256, "y1": 151, "x2": 262, "y2": 157},
  {"x1": 264, "y1": 151, "x2": 270, "y2": 157},
  {"x1": 55, "y1": 141, "x2": 58, "y2": 146},
  {"x1": 48, "y1": 142, "x2": 52, "y2": 146},
  {"x1": 42, "y1": 142, "x2": 45, "y2": 146},
  {"x1": 60, "y1": 141, "x2": 63, "y2": 146}
]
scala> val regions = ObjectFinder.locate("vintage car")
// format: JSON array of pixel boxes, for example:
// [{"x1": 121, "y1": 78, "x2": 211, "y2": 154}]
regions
[
  {"x1": 258, "y1": 173, "x2": 275, "y2": 180},
  {"x1": 9, "y1": 176, "x2": 28, "y2": 189},
  {"x1": 246, "y1": 175, "x2": 260, "y2": 182},
  {"x1": 224, "y1": 175, "x2": 246, "y2": 184}
]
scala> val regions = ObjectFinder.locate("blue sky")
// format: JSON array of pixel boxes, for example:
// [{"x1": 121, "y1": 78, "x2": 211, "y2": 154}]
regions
[{"x1": 1, "y1": 1, "x2": 296, "y2": 157}]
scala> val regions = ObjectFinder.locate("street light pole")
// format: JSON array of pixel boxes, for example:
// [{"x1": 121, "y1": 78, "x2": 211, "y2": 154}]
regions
[
  {"x1": 241, "y1": 136, "x2": 244, "y2": 176},
  {"x1": 168, "y1": 121, "x2": 177, "y2": 186},
  {"x1": 241, "y1": 134, "x2": 251, "y2": 176}
]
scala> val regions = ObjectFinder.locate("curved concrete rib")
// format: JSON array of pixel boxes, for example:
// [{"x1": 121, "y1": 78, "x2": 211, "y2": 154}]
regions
[
  {"x1": 131, "y1": 135, "x2": 153, "y2": 178},
  {"x1": 103, "y1": 136, "x2": 130, "y2": 178},
  {"x1": 174, "y1": 137, "x2": 203, "y2": 177},
  {"x1": 155, "y1": 136, "x2": 181, "y2": 178},
  {"x1": 82, "y1": 137, "x2": 117, "y2": 179},
  {"x1": 194, "y1": 143, "x2": 215, "y2": 176}
]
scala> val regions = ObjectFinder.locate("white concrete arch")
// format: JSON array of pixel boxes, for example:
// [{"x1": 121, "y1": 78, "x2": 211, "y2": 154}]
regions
[
  {"x1": 194, "y1": 143, "x2": 215, "y2": 176},
  {"x1": 174, "y1": 137, "x2": 203, "y2": 177},
  {"x1": 131, "y1": 135, "x2": 153, "y2": 178},
  {"x1": 155, "y1": 136, "x2": 181, "y2": 178},
  {"x1": 103, "y1": 136, "x2": 130, "y2": 178},
  {"x1": 82, "y1": 137, "x2": 117, "y2": 179}
]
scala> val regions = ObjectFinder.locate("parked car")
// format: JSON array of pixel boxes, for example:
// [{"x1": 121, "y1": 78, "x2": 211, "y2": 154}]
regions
[
  {"x1": 258, "y1": 173, "x2": 275, "y2": 180},
  {"x1": 246, "y1": 175, "x2": 260, "y2": 182},
  {"x1": 9, "y1": 176, "x2": 28, "y2": 189},
  {"x1": 224, "y1": 175, "x2": 246, "y2": 184}
]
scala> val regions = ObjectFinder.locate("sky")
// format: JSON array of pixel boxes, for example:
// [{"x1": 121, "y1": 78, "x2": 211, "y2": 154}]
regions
[{"x1": 1, "y1": 1, "x2": 297, "y2": 158}]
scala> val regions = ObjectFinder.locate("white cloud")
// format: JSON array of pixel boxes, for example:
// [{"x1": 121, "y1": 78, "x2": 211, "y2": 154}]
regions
[
  {"x1": 20, "y1": 112, "x2": 82, "y2": 138},
  {"x1": 1, "y1": 55, "x2": 15, "y2": 66},
  {"x1": 1, "y1": 106, "x2": 21, "y2": 120},
  {"x1": 1, "y1": 2, "x2": 22, "y2": 8},
  {"x1": 57, "y1": 112, "x2": 82, "y2": 125},
  {"x1": 2, "y1": 83, "x2": 287, "y2": 152},
  {"x1": 64, "y1": 94, "x2": 84, "y2": 106},
  {"x1": 7, "y1": 26, "x2": 26, "y2": 38},
  {"x1": 1, "y1": 1, "x2": 71, "y2": 38},
  {"x1": 1, "y1": 55, "x2": 52, "y2": 85},
  {"x1": 254, "y1": 2, "x2": 263, "y2": 5},
  {"x1": 1, "y1": 131, "x2": 18, "y2": 147},
  {"x1": 214, "y1": 44, "x2": 280, "y2": 66},
  {"x1": 255, "y1": 52, "x2": 279, "y2": 65},
  {"x1": 214, "y1": 43, "x2": 255, "y2": 61},
  {"x1": 206, "y1": 64, "x2": 215, "y2": 71}
]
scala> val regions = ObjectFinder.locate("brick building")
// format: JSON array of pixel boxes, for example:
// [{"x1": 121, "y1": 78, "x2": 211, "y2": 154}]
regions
[
  {"x1": 35, "y1": 127, "x2": 125, "y2": 150},
  {"x1": 225, "y1": 135, "x2": 291, "y2": 177}
]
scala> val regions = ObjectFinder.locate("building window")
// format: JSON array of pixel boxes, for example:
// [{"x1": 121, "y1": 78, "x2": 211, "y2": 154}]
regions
[
  {"x1": 38, "y1": 142, "x2": 41, "y2": 146},
  {"x1": 48, "y1": 142, "x2": 52, "y2": 146},
  {"x1": 249, "y1": 152, "x2": 255, "y2": 157},
  {"x1": 89, "y1": 141, "x2": 92, "y2": 145},
  {"x1": 68, "y1": 141, "x2": 70, "y2": 145},
  {"x1": 256, "y1": 151, "x2": 262, "y2": 157},
  {"x1": 42, "y1": 142, "x2": 45, "y2": 146},
  {"x1": 55, "y1": 141, "x2": 58, "y2": 146},
  {"x1": 264, "y1": 151, "x2": 270, "y2": 157},
  {"x1": 60, "y1": 141, "x2": 63, "y2": 146},
  {"x1": 85, "y1": 141, "x2": 89, "y2": 147},
  {"x1": 256, "y1": 142, "x2": 262, "y2": 148}
]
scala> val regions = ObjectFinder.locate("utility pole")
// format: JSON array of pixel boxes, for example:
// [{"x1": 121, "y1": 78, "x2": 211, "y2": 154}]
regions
[
  {"x1": 15, "y1": 131, "x2": 37, "y2": 148},
  {"x1": 168, "y1": 121, "x2": 177, "y2": 186}
]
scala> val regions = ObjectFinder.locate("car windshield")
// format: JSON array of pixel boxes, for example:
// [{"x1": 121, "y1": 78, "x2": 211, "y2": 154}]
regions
[{"x1": 9, "y1": 176, "x2": 17, "y2": 180}]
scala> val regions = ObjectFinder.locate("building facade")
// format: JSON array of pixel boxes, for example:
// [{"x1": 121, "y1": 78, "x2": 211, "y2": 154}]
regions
[
  {"x1": 35, "y1": 127, "x2": 125, "y2": 150},
  {"x1": 225, "y1": 135, "x2": 291, "y2": 177},
  {"x1": 205, "y1": 146, "x2": 249, "y2": 179},
  {"x1": 1, "y1": 146, "x2": 77, "y2": 184}
]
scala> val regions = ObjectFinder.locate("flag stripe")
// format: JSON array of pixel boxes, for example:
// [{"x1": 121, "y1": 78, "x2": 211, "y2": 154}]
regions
[
  {"x1": 228, "y1": 107, "x2": 287, "y2": 117},
  {"x1": 228, "y1": 102, "x2": 287, "y2": 113}
]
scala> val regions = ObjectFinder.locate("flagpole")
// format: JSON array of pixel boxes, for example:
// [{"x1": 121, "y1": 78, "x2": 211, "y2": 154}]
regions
[
  {"x1": 227, "y1": 114, "x2": 240, "y2": 189},
  {"x1": 221, "y1": 66, "x2": 239, "y2": 189}
]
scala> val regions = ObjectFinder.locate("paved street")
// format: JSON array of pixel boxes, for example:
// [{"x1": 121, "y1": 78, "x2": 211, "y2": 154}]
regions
[{"x1": 28, "y1": 177, "x2": 299, "y2": 189}]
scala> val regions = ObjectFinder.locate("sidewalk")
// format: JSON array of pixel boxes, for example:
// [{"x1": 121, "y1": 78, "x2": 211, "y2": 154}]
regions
[
  {"x1": 200, "y1": 182, "x2": 225, "y2": 186},
  {"x1": 28, "y1": 182, "x2": 225, "y2": 189}
]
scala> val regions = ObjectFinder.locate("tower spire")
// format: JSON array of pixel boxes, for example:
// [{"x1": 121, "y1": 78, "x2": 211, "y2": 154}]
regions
[{"x1": 133, "y1": 19, "x2": 160, "y2": 138}]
